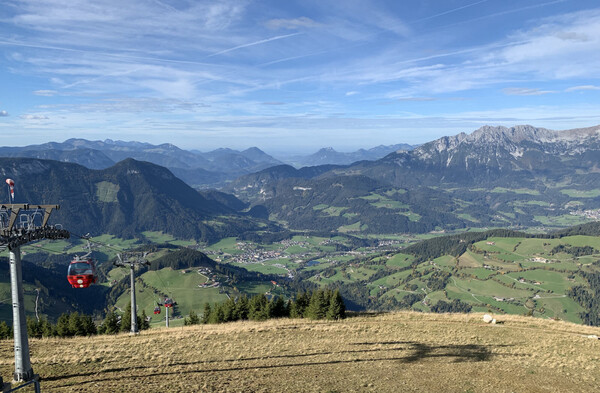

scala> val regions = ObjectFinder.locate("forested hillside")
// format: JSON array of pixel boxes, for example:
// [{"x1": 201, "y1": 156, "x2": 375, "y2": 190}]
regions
[{"x1": 0, "y1": 157, "x2": 275, "y2": 242}]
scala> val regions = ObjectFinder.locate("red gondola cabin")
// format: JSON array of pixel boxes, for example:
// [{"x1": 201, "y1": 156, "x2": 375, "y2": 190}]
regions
[
  {"x1": 153, "y1": 306, "x2": 161, "y2": 314},
  {"x1": 67, "y1": 256, "x2": 98, "y2": 288}
]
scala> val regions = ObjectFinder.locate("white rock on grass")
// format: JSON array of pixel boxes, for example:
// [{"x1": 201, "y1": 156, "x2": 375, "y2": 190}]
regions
[{"x1": 483, "y1": 314, "x2": 493, "y2": 323}]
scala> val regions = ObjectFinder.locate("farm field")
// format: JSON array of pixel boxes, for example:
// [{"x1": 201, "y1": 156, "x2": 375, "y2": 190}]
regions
[
  {"x1": 1, "y1": 312, "x2": 598, "y2": 392},
  {"x1": 5, "y1": 226, "x2": 600, "y2": 330},
  {"x1": 295, "y1": 234, "x2": 600, "y2": 324},
  {"x1": 112, "y1": 267, "x2": 234, "y2": 323}
]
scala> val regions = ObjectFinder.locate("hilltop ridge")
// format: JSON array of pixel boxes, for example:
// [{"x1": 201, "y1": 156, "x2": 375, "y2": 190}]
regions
[{"x1": 1, "y1": 312, "x2": 597, "y2": 392}]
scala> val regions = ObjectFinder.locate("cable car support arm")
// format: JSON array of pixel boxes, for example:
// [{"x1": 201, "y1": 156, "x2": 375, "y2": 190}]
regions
[{"x1": 0, "y1": 203, "x2": 70, "y2": 383}]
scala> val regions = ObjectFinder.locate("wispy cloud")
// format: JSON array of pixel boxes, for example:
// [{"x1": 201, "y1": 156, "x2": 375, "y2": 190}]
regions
[
  {"x1": 503, "y1": 88, "x2": 555, "y2": 96},
  {"x1": 396, "y1": 97, "x2": 438, "y2": 102},
  {"x1": 566, "y1": 85, "x2": 600, "y2": 92},
  {"x1": 20, "y1": 114, "x2": 49, "y2": 120},
  {"x1": 412, "y1": 0, "x2": 490, "y2": 23},
  {"x1": 1, "y1": 0, "x2": 600, "y2": 149},
  {"x1": 206, "y1": 32, "x2": 302, "y2": 57},
  {"x1": 266, "y1": 17, "x2": 320, "y2": 30},
  {"x1": 33, "y1": 90, "x2": 57, "y2": 96}
]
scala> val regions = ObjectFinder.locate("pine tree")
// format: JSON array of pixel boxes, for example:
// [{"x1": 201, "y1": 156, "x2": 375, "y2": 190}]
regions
[
  {"x1": 185, "y1": 310, "x2": 200, "y2": 325},
  {"x1": 290, "y1": 292, "x2": 309, "y2": 318},
  {"x1": 27, "y1": 317, "x2": 42, "y2": 339},
  {"x1": 0, "y1": 321, "x2": 12, "y2": 339},
  {"x1": 201, "y1": 303, "x2": 212, "y2": 324},
  {"x1": 267, "y1": 296, "x2": 287, "y2": 318},
  {"x1": 40, "y1": 318, "x2": 54, "y2": 337},
  {"x1": 235, "y1": 296, "x2": 249, "y2": 320},
  {"x1": 210, "y1": 304, "x2": 225, "y2": 324},
  {"x1": 222, "y1": 298, "x2": 237, "y2": 322},
  {"x1": 248, "y1": 294, "x2": 268, "y2": 321},
  {"x1": 306, "y1": 290, "x2": 328, "y2": 320},
  {"x1": 69, "y1": 312, "x2": 86, "y2": 336},
  {"x1": 326, "y1": 289, "x2": 346, "y2": 320},
  {"x1": 136, "y1": 313, "x2": 143, "y2": 331},
  {"x1": 121, "y1": 302, "x2": 132, "y2": 332},
  {"x1": 100, "y1": 312, "x2": 119, "y2": 334},
  {"x1": 56, "y1": 313, "x2": 72, "y2": 337},
  {"x1": 141, "y1": 310, "x2": 150, "y2": 330},
  {"x1": 81, "y1": 314, "x2": 97, "y2": 335},
  {"x1": 0, "y1": 321, "x2": 13, "y2": 340}
]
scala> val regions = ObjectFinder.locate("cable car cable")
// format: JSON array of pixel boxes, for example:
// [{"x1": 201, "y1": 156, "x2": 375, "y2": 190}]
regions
[{"x1": 67, "y1": 231, "x2": 127, "y2": 254}]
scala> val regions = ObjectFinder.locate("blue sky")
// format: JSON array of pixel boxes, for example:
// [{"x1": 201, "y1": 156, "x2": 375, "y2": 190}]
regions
[{"x1": 1, "y1": 0, "x2": 600, "y2": 153}]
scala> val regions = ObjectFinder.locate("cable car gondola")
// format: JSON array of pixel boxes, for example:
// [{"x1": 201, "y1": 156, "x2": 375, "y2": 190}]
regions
[
  {"x1": 153, "y1": 306, "x2": 161, "y2": 315},
  {"x1": 164, "y1": 298, "x2": 174, "y2": 308},
  {"x1": 67, "y1": 255, "x2": 98, "y2": 288}
]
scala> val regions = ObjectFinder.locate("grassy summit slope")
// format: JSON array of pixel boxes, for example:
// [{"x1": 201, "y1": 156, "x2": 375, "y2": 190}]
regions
[{"x1": 1, "y1": 312, "x2": 598, "y2": 392}]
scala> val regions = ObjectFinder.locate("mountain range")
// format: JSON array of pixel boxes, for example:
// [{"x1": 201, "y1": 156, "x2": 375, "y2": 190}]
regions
[
  {"x1": 285, "y1": 144, "x2": 414, "y2": 167},
  {"x1": 0, "y1": 139, "x2": 412, "y2": 188},
  {"x1": 0, "y1": 139, "x2": 283, "y2": 188},
  {"x1": 228, "y1": 124, "x2": 600, "y2": 234},
  {"x1": 3, "y1": 124, "x2": 600, "y2": 237}
]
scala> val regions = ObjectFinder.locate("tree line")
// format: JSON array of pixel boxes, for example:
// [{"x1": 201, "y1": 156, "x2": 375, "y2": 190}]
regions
[
  {"x1": 0, "y1": 302, "x2": 150, "y2": 340},
  {"x1": 0, "y1": 312, "x2": 97, "y2": 340},
  {"x1": 186, "y1": 289, "x2": 346, "y2": 325},
  {"x1": 98, "y1": 302, "x2": 150, "y2": 334},
  {"x1": 568, "y1": 271, "x2": 600, "y2": 326},
  {"x1": 550, "y1": 244, "x2": 596, "y2": 257}
]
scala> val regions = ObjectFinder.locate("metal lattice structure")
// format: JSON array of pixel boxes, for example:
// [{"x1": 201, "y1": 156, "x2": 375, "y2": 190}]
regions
[{"x1": 1, "y1": 204, "x2": 70, "y2": 383}]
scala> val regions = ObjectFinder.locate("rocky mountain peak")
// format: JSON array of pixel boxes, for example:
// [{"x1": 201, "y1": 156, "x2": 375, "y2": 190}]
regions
[{"x1": 468, "y1": 125, "x2": 556, "y2": 144}]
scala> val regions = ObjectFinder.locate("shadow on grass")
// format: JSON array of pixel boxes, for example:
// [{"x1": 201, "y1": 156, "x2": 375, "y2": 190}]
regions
[{"x1": 45, "y1": 341, "x2": 516, "y2": 388}]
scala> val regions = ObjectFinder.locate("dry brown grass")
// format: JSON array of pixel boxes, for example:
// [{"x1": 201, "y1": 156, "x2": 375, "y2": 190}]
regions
[{"x1": 1, "y1": 312, "x2": 599, "y2": 392}]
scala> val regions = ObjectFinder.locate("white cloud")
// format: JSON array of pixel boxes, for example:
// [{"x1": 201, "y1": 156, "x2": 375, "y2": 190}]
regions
[
  {"x1": 0, "y1": 110, "x2": 8, "y2": 116},
  {"x1": 266, "y1": 17, "x2": 320, "y2": 30},
  {"x1": 20, "y1": 114, "x2": 49, "y2": 120},
  {"x1": 503, "y1": 88, "x2": 555, "y2": 96},
  {"x1": 2, "y1": 0, "x2": 600, "y2": 150},
  {"x1": 33, "y1": 90, "x2": 57, "y2": 96},
  {"x1": 491, "y1": 10, "x2": 600, "y2": 79},
  {"x1": 316, "y1": 9, "x2": 600, "y2": 98},
  {"x1": 396, "y1": 97, "x2": 437, "y2": 102},
  {"x1": 566, "y1": 85, "x2": 600, "y2": 92}
]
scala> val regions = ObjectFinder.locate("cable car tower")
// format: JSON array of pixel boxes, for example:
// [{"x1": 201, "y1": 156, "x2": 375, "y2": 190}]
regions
[
  {"x1": 161, "y1": 297, "x2": 175, "y2": 328},
  {"x1": 114, "y1": 252, "x2": 149, "y2": 335},
  {"x1": 1, "y1": 180, "x2": 70, "y2": 383}
]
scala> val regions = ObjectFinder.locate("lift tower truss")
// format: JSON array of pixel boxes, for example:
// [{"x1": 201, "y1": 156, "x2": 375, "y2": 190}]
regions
[
  {"x1": 0, "y1": 204, "x2": 70, "y2": 383},
  {"x1": 114, "y1": 252, "x2": 149, "y2": 335}
]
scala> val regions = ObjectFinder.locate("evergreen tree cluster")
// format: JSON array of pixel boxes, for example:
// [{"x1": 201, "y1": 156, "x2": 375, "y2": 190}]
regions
[
  {"x1": 568, "y1": 271, "x2": 600, "y2": 326},
  {"x1": 192, "y1": 289, "x2": 346, "y2": 325},
  {"x1": 430, "y1": 299, "x2": 472, "y2": 313},
  {"x1": 2, "y1": 312, "x2": 99, "y2": 340},
  {"x1": 550, "y1": 244, "x2": 596, "y2": 257},
  {"x1": 404, "y1": 228, "x2": 529, "y2": 261},
  {"x1": 98, "y1": 302, "x2": 150, "y2": 334}
]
